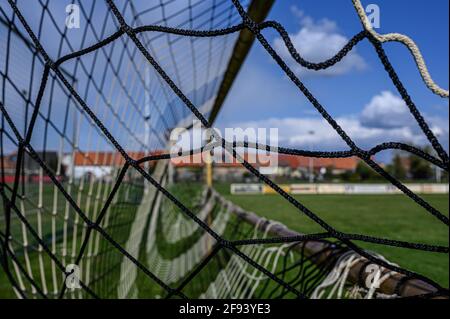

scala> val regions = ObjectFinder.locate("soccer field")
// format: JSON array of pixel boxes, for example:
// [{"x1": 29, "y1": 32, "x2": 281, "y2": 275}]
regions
[
  {"x1": 215, "y1": 184, "x2": 449, "y2": 287},
  {"x1": 1, "y1": 182, "x2": 448, "y2": 298}
]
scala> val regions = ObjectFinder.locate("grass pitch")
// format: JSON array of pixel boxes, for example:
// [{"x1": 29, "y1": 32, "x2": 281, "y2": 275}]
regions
[
  {"x1": 215, "y1": 183, "x2": 449, "y2": 288},
  {"x1": 1, "y1": 182, "x2": 448, "y2": 298}
]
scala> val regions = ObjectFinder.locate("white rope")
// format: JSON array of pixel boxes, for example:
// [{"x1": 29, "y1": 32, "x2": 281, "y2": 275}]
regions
[
  {"x1": 11, "y1": 197, "x2": 36, "y2": 297},
  {"x1": 36, "y1": 168, "x2": 48, "y2": 296},
  {"x1": 118, "y1": 182, "x2": 228, "y2": 297},
  {"x1": 148, "y1": 195, "x2": 230, "y2": 284},
  {"x1": 163, "y1": 193, "x2": 216, "y2": 244},
  {"x1": 311, "y1": 251, "x2": 399, "y2": 299},
  {"x1": 200, "y1": 219, "x2": 292, "y2": 299},
  {"x1": 352, "y1": 0, "x2": 449, "y2": 98},
  {"x1": 3, "y1": 0, "x2": 243, "y2": 299},
  {"x1": 118, "y1": 160, "x2": 167, "y2": 298}
]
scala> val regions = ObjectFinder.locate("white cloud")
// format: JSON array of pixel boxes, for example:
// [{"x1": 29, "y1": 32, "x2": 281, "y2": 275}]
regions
[
  {"x1": 233, "y1": 116, "x2": 423, "y2": 151},
  {"x1": 359, "y1": 91, "x2": 449, "y2": 142},
  {"x1": 360, "y1": 91, "x2": 413, "y2": 128},
  {"x1": 227, "y1": 91, "x2": 449, "y2": 152},
  {"x1": 273, "y1": 7, "x2": 366, "y2": 77}
]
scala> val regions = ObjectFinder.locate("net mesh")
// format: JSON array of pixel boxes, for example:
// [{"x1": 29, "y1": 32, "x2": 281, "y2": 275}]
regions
[{"x1": 0, "y1": 0, "x2": 448, "y2": 299}]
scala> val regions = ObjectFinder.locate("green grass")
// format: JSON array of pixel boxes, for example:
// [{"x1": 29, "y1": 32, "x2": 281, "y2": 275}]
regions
[
  {"x1": 1, "y1": 181, "x2": 448, "y2": 298},
  {"x1": 0, "y1": 180, "x2": 145, "y2": 298},
  {"x1": 215, "y1": 183, "x2": 449, "y2": 288}
]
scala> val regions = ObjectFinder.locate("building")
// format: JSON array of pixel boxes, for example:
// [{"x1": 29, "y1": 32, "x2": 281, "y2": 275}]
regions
[
  {"x1": 62, "y1": 151, "x2": 159, "y2": 181},
  {"x1": 2, "y1": 149, "x2": 362, "y2": 184},
  {"x1": 171, "y1": 151, "x2": 361, "y2": 182},
  {"x1": 0, "y1": 153, "x2": 17, "y2": 183},
  {"x1": 277, "y1": 154, "x2": 361, "y2": 178},
  {"x1": 1, "y1": 151, "x2": 60, "y2": 183},
  {"x1": 172, "y1": 152, "x2": 259, "y2": 182}
]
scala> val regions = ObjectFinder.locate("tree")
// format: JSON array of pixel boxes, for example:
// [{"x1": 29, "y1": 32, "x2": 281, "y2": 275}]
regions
[
  {"x1": 442, "y1": 170, "x2": 449, "y2": 182},
  {"x1": 355, "y1": 162, "x2": 379, "y2": 181},
  {"x1": 409, "y1": 146, "x2": 433, "y2": 180},
  {"x1": 409, "y1": 155, "x2": 433, "y2": 180},
  {"x1": 340, "y1": 170, "x2": 359, "y2": 182},
  {"x1": 323, "y1": 166, "x2": 335, "y2": 181},
  {"x1": 387, "y1": 154, "x2": 407, "y2": 180}
]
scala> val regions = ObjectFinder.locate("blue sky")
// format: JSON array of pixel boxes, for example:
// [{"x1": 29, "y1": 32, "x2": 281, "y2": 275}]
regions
[
  {"x1": 1, "y1": 0, "x2": 448, "y2": 163},
  {"x1": 216, "y1": 0, "x2": 449, "y2": 161}
]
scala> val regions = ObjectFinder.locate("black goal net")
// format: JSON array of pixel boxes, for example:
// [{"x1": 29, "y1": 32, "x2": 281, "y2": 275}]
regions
[{"x1": 0, "y1": 0, "x2": 448, "y2": 299}]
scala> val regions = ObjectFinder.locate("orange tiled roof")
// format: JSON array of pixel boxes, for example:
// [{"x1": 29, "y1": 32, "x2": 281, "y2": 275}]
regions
[
  {"x1": 278, "y1": 154, "x2": 361, "y2": 170},
  {"x1": 72, "y1": 151, "x2": 163, "y2": 166},
  {"x1": 69, "y1": 150, "x2": 361, "y2": 171},
  {"x1": 0, "y1": 155, "x2": 16, "y2": 169},
  {"x1": 171, "y1": 152, "x2": 361, "y2": 170},
  {"x1": 171, "y1": 151, "x2": 274, "y2": 168}
]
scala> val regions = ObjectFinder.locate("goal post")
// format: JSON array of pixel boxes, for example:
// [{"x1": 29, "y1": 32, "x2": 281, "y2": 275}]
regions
[{"x1": 208, "y1": 0, "x2": 275, "y2": 124}]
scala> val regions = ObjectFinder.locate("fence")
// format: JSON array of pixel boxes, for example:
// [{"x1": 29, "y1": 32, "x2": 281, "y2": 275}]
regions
[{"x1": 231, "y1": 183, "x2": 450, "y2": 195}]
